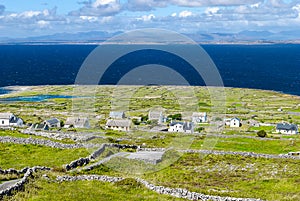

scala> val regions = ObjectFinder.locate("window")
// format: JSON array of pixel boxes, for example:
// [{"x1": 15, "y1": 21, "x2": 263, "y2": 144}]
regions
[{"x1": 1, "y1": 120, "x2": 4, "y2": 124}]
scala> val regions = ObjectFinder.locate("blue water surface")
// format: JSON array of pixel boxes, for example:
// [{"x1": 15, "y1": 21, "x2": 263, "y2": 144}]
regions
[
  {"x1": 0, "y1": 44, "x2": 299, "y2": 95},
  {"x1": 0, "y1": 94, "x2": 76, "y2": 102}
]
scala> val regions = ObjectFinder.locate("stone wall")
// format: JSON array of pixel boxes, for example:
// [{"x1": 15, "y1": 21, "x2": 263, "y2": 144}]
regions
[
  {"x1": 0, "y1": 166, "x2": 50, "y2": 199},
  {"x1": 180, "y1": 149, "x2": 300, "y2": 160},
  {"x1": 56, "y1": 175, "x2": 263, "y2": 201},
  {"x1": 65, "y1": 143, "x2": 138, "y2": 171},
  {"x1": 0, "y1": 136, "x2": 94, "y2": 149}
]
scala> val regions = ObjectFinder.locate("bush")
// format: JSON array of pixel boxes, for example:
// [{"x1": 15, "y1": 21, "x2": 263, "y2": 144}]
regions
[
  {"x1": 167, "y1": 113, "x2": 182, "y2": 121},
  {"x1": 132, "y1": 118, "x2": 140, "y2": 125},
  {"x1": 257, "y1": 130, "x2": 267, "y2": 138}
]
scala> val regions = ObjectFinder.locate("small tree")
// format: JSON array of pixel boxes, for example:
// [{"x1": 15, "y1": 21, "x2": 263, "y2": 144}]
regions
[
  {"x1": 132, "y1": 118, "x2": 140, "y2": 125},
  {"x1": 257, "y1": 130, "x2": 267, "y2": 138}
]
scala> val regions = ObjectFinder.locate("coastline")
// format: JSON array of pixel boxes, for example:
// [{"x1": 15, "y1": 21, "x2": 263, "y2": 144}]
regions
[{"x1": 0, "y1": 85, "x2": 299, "y2": 98}]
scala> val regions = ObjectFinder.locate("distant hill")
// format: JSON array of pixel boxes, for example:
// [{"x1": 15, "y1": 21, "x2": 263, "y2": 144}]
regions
[{"x1": 1, "y1": 30, "x2": 300, "y2": 44}]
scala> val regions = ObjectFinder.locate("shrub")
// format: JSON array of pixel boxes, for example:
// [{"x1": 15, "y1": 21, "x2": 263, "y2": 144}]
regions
[{"x1": 257, "y1": 130, "x2": 267, "y2": 138}]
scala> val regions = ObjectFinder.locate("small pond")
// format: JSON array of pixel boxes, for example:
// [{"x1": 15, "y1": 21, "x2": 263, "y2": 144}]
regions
[{"x1": 0, "y1": 94, "x2": 76, "y2": 102}]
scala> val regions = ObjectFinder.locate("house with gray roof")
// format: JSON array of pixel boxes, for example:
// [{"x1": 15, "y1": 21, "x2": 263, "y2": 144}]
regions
[
  {"x1": 109, "y1": 111, "x2": 126, "y2": 119},
  {"x1": 30, "y1": 123, "x2": 49, "y2": 131},
  {"x1": 276, "y1": 123, "x2": 298, "y2": 134},
  {"x1": 148, "y1": 111, "x2": 164, "y2": 124},
  {"x1": 43, "y1": 118, "x2": 60, "y2": 128},
  {"x1": 225, "y1": 117, "x2": 242, "y2": 128},
  {"x1": 168, "y1": 121, "x2": 194, "y2": 133},
  {"x1": 106, "y1": 119, "x2": 131, "y2": 131},
  {"x1": 0, "y1": 113, "x2": 23, "y2": 127},
  {"x1": 192, "y1": 112, "x2": 207, "y2": 123},
  {"x1": 64, "y1": 117, "x2": 90, "y2": 128}
]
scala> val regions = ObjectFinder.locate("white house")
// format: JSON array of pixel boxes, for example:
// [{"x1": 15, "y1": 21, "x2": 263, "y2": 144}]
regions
[
  {"x1": 225, "y1": 117, "x2": 241, "y2": 128},
  {"x1": 106, "y1": 119, "x2": 131, "y2": 131},
  {"x1": 276, "y1": 123, "x2": 298, "y2": 134},
  {"x1": 192, "y1": 112, "x2": 207, "y2": 123},
  {"x1": 168, "y1": 122, "x2": 194, "y2": 133},
  {"x1": 109, "y1": 111, "x2": 125, "y2": 119},
  {"x1": 44, "y1": 118, "x2": 60, "y2": 128},
  {"x1": 148, "y1": 111, "x2": 164, "y2": 124},
  {"x1": 0, "y1": 113, "x2": 23, "y2": 127},
  {"x1": 64, "y1": 117, "x2": 90, "y2": 128}
]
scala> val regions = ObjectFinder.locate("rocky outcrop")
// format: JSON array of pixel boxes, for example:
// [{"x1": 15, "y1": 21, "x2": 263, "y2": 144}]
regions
[{"x1": 0, "y1": 166, "x2": 50, "y2": 199}]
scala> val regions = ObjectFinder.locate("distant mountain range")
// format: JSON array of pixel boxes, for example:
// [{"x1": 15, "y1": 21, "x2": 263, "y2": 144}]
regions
[{"x1": 1, "y1": 30, "x2": 300, "y2": 44}]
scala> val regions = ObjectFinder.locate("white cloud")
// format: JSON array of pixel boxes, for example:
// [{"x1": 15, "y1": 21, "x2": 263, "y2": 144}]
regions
[
  {"x1": 20, "y1": 11, "x2": 42, "y2": 18},
  {"x1": 205, "y1": 7, "x2": 220, "y2": 16},
  {"x1": 137, "y1": 14, "x2": 155, "y2": 21},
  {"x1": 179, "y1": 10, "x2": 192, "y2": 18},
  {"x1": 80, "y1": 16, "x2": 99, "y2": 22},
  {"x1": 171, "y1": 12, "x2": 177, "y2": 17},
  {"x1": 69, "y1": 0, "x2": 122, "y2": 16},
  {"x1": 37, "y1": 20, "x2": 50, "y2": 28}
]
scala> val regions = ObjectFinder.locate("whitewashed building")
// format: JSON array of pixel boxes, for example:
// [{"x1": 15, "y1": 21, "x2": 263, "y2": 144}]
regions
[
  {"x1": 106, "y1": 119, "x2": 131, "y2": 131},
  {"x1": 225, "y1": 117, "x2": 241, "y2": 128},
  {"x1": 64, "y1": 117, "x2": 90, "y2": 128},
  {"x1": 276, "y1": 123, "x2": 298, "y2": 134},
  {"x1": 148, "y1": 111, "x2": 164, "y2": 124},
  {"x1": 168, "y1": 122, "x2": 194, "y2": 133},
  {"x1": 0, "y1": 113, "x2": 23, "y2": 127},
  {"x1": 192, "y1": 112, "x2": 207, "y2": 123}
]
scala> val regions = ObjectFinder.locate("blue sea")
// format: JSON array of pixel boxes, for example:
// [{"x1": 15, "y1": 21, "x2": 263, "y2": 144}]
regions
[{"x1": 0, "y1": 44, "x2": 299, "y2": 95}]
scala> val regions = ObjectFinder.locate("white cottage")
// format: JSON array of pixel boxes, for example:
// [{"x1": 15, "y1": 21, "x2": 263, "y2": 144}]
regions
[
  {"x1": 0, "y1": 113, "x2": 23, "y2": 127},
  {"x1": 225, "y1": 117, "x2": 241, "y2": 128},
  {"x1": 192, "y1": 112, "x2": 207, "y2": 123},
  {"x1": 106, "y1": 119, "x2": 131, "y2": 131},
  {"x1": 64, "y1": 117, "x2": 90, "y2": 128},
  {"x1": 168, "y1": 122, "x2": 194, "y2": 133},
  {"x1": 276, "y1": 123, "x2": 298, "y2": 134},
  {"x1": 148, "y1": 111, "x2": 164, "y2": 124}
]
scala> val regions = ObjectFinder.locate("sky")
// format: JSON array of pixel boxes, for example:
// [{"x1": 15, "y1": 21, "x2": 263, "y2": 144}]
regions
[{"x1": 0, "y1": 0, "x2": 300, "y2": 38}]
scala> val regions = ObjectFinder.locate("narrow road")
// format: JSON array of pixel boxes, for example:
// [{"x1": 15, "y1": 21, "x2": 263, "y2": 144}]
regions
[{"x1": 0, "y1": 179, "x2": 21, "y2": 191}]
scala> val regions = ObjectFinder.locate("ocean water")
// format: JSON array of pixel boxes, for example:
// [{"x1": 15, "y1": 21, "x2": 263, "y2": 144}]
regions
[{"x1": 0, "y1": 44, "x2": 299, "y2": 95}]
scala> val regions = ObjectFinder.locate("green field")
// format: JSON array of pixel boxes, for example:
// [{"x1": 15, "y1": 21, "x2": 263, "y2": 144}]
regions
[{"x1": 1, "y1": 85, "x2": 300, "y2": 200}]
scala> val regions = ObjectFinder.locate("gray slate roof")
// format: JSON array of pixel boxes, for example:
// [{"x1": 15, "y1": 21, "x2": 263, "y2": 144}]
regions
[
  {"x1": 276, "y1": 123, "x2": 298, "y2": 131},
  {"x1": 109, "y1": 111, "x2": 125, "y2": 119},
  {"x1": 148, "y1": 111, "x2": 163, "y2": 119},
  {"x1": 106, "y1": 119, "x2": 131, "y2": 127},
  {"x1": 45, "y1": 118, "x2": 60, "y2": 125},
  {"x1": 65, "y1": 117, "x2": 89, "y2": 127}
]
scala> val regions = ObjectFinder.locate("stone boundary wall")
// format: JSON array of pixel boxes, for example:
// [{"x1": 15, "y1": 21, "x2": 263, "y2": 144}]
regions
[
  {"x1": 57, "y1": 175, "x2": 263, "y2": 201},
  {"x1": 65, "y1": 143, "x2": 138, "y2": 171},
  {"x1": 0, "y1": 136, "x2": 93, "y2": 149},
  {"x1": 180, "y1": 149, "x2": 300, "y2": 160},
  {"x1": 21, "y1": 130, "x2": 105, "y2": 142},
  {"x1": 0, "y1": 166, "x2": 50, "y2": 199}
]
